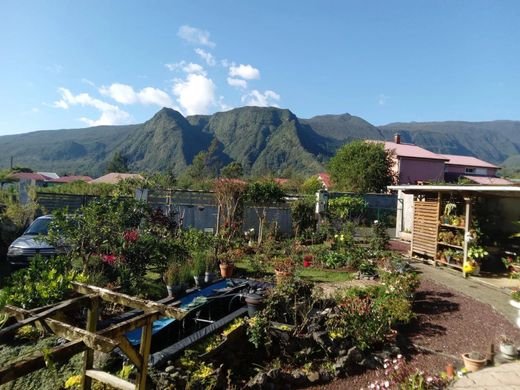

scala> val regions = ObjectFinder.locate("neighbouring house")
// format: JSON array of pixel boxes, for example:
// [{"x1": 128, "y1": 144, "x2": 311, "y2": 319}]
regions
[
  {"x1": 89, "y1": 172, "x2": 143, "y2": 185},
  {"x1": 36, "y1": 171, "x2": 60, "y2": 180},
  {"x1": 47, "y1": 175, "x2": 93, "y2": 184},
  {"x1": 8, "y1": 172, "x2": 54, "y2": 187},
  {"x1": 443, "y1": 154, "x2": 512, "y2": 184},
  {"x1": 382, "y1": 134, "x2": 448, "y2": 185},
  {"x1": 317, "y1": 173, "x2": 331, "y2": 190}
]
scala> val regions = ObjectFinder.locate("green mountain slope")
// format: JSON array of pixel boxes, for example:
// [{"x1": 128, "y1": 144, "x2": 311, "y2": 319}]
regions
[
  {"x1": 0, "y1": 124, "x2": 138, "y2": 175},
  {"x1": 1, "y1": 108, "x2": 520, "y2": 177}
]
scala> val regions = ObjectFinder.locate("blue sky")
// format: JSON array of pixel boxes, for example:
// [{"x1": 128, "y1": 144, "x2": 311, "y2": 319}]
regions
[{"x1": 1, "y1": 0, "x2": 519, "y2": 135}]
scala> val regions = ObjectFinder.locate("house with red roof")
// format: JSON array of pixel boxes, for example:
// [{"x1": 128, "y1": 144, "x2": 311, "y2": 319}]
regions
[
  {"x1": 383, "y1": 134, "x2": 448, "y2": 185},
  {"x1": 442, "y1": 154, "x2": 512, "y2": 184},
  {"x1": 47, "y1": 175, "x2": 93, "y2": 184}
]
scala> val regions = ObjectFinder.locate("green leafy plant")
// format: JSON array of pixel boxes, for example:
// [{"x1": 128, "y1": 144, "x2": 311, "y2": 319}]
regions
[{"x1": 5, "y1": 255, "x2": 85, "y2": 309}]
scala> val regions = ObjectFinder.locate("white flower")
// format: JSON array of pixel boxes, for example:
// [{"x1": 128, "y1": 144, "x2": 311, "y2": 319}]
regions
[
  {"x1": 383, "y1": 363, "x2": 388, "y2": 368},
  {"x1": 426, "y1": 377, "x2": 433, "y2": 382},
  {"x1": 370, "y1": 384, "x2": 375, "y2": 389},
  {"x1": 384, "y1": 381, "x2": 389, "y2": 388},
  {"x1": 397, "y1": 354, "x2": 403, "y2": 359}
]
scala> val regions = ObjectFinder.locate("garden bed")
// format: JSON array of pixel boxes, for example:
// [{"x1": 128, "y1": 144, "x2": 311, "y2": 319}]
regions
[{"x1": 308, "y1": 278, "x2": 520, "y2": 389}]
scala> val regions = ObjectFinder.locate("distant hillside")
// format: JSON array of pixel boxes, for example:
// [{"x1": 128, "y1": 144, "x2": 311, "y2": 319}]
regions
[{"x1": 1, "y1": 108, "x2": 520, "y2": 176}]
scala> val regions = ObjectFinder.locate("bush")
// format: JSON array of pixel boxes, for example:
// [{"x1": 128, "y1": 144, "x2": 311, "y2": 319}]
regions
[
  {"x1": 291, "y1": 197, "x2": 316, "y2": 238},
  {"x1": 5, "y1": 255, "x2": 85, "y2": 309}
]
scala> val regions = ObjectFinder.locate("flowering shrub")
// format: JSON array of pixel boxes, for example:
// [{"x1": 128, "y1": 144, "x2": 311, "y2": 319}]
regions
[{"x1": 365, "y1": 355, "x2": 450, "y2": 389}]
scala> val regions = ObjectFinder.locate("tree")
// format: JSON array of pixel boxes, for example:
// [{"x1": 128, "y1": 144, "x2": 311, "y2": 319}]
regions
[
  {"x1": 106, "y1": 151, "x2": 129, "y2": 173},
  {"x1": 328, "y1": 140, "x2": 395, "y2": 193},
  {"x1": 220, "y1": 162, "x2": 243, "y2": 179},
  {"x1": 214, "y1": 179, "x2": 247, "y2": 241},
  {"x1": 245, "y1": 181, "x2": 285, "y2": 244},
  {"x1": 301, "y1": 176, "x2": 323, "y2": 194}
]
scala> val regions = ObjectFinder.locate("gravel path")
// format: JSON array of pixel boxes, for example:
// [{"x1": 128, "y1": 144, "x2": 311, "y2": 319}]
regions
[{"x1": 307, "y1": 278, "x2": 520, "y2": 389}]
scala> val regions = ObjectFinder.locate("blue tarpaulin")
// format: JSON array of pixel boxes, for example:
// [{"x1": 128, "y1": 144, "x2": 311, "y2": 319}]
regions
[{"x1": 125, "y1": 279, "x2": 230, "y2": 346}]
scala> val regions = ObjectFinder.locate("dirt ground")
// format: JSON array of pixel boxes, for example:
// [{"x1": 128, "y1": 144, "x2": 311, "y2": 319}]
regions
[{"x1": 307, "y1": 278, "x2": 520, "y2": 389}]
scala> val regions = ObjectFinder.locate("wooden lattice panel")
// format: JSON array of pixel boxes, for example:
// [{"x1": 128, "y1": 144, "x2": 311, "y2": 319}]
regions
[{"x1": 412, "y1": 198, "x2": 439, "y2": 258}]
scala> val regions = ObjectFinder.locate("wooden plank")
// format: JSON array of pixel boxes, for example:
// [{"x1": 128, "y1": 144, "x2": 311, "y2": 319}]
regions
[
  {"x1": 81, "y1": 296, "x2": 99, "y2": 390},
  {"x1": 116, "y1": 336, "x2": 143, "y2": 369},
  {"x1": 85, "y1": 370, "x2": 135, "y2": 390},
  {"x1": 0, "y1": 340, "x2": 86, "y2": 385},
  {"x1": 135, "y1": 317, "x2": 153, "y2": 390},
  {"x1": 72, "y1": 283, "x2": 185, "y2": 320},
  {"x1": 0, "y1": 295, "x2": 93, "y2": 339},
  {"x1": 0, "y1": 312, "x2": 161, "y2": 386}
]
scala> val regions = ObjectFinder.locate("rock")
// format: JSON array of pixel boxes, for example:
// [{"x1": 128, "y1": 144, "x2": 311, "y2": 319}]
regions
[
  {"x1": 246, "y1": 372, "x2": 269, "y2": 388},
  {"x1": 169, "y1": 371, "x2": 179, "y2": 379},
  {"x1": 165, "y1": 365, "x2": 175, "y2": 373},
  {"x1": 346, "y1": 346, "x2": 363, "y2": 364},
  {"x1": 290, "y1": 370, "x2": 308, "y2": 386},
  {"x1": 307, "y1": 371, "x2": 320, "y2": 383},
  {"x1": 319, "y1": 370, "x2": 333, "y2": 382},
  {"x1": 312, "y1": 330, "x2": 330, "y2": 346},
  {"x1": 266, "y1": 368, "x2": 281, "y2": 380}
]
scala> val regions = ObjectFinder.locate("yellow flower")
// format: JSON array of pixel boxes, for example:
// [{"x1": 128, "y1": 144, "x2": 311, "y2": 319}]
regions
[{"x1": 64, "y1": 375, "x2": 82, "y2": 389}]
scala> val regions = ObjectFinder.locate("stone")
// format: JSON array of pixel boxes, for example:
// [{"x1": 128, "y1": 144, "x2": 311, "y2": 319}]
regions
[
  {"x1": 246, "y1": 372, "x2": 269, "y2": 388},
  {"x1": 169, "y1": 371, "x2": 179, "y2": 379},
  {"x1": 319, "y1": 370, "x2": 333, "y2": 382},
  {"x1": 266, "y1": 368, "x2": 281, "y2": 380},
  {"x1": 307, "y1": 371, "x2": 320, "y2": 383},
  {"x1": 165, "y1": 365, "x2": 175, "y2": 373}
]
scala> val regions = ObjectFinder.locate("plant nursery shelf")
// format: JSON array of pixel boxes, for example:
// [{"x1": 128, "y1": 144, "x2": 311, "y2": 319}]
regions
[
  {"x1": 439, "y1": 224, "x2": 465, "y2": 230},
  {"x1": 437, "y1": 242, "x2": 464, "y2": 249}
]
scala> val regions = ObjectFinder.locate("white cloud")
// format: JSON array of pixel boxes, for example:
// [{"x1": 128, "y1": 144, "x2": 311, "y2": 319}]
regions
[
  {"x1": 229, "y1": 64, "x2": 260, "y2": 80},
  {"x1": 165, "y1": 61, "x2": 206, "y2": 75},
  {"x1": 99, "y1": 83, "x2": 174, "y2": 108},
  {"x1": 53, "y1": 87, "x2": 131, "y2": 126},
  {"x1": 227, "y1": 77, "x2": 247, "y2": 89},
  {"x1": 165, "y1": 61, "x2": 184, "y2": 71},
  {"x1": 241, "y1": 89, "x2": 280, "y2": 107},
  {"x1": 173, "y1": 73, "x2": 216, "y2": 115},
  {"x1": 100, "y1": 83, "x2": 138, "y2": 104},
  {"x1": 221, "y1": 59, "x2": 233, "y2": 67},
  {"x1": 218, "y1": 96, "x2": 233, "y2": 112},
  {"x1": 378, "y1": 94, "x2": 390, "y2": 106},
  {"x1": 81, "y1": 78, "x2": 96, "y2": 87},
  {"x1": 182, "y1": 63, "x2": 206, "y2": 75},
  {"x1": 195, "y1": 48, "x2": 216, "y2": 66},
  {"x1": 178, "y1": 25, "x2": 215, "y2": 48}
]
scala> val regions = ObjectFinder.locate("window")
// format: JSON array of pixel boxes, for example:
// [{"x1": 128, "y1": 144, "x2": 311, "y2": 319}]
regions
[{"x1": 465, "y1": 167, "x2": 475, "y2": 174}]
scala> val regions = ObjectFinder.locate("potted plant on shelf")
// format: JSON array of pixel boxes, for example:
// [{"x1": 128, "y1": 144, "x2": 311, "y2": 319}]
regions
[
  {"x1": 191, "y1": 251, "x2": 207, "y2": 288},
  {"x1": 443, "y1": 202, "x2": 457, "y2": 224}
]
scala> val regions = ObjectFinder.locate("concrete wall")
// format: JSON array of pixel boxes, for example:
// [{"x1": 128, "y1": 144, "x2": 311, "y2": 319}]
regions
[
  {"x1": 398, "y1": 157, "x2": 445, "y2": 184},
  {"x1": 396, "y1": 190, "x2": 414, "y2": 240}
]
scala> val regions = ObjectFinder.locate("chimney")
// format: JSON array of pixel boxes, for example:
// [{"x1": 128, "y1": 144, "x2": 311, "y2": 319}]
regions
[{"x1": 394, "y1": 133, "x2": 401, "y2": 144}]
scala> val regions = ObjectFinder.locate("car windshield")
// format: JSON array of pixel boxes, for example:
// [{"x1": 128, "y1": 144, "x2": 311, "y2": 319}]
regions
[{"x1": 24, "y1": 218, "x2": 51, "y2": 235}]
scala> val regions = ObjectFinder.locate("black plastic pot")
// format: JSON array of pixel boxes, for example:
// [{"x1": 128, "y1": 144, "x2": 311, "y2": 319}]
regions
[{"x1": 244, "y1": 293, "x2": 264, "y2": 317}]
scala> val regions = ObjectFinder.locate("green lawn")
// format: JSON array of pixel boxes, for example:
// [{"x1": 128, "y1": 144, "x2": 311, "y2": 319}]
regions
[{"x1": 234, "y1": 259, "x2": 354, "y2": 283}]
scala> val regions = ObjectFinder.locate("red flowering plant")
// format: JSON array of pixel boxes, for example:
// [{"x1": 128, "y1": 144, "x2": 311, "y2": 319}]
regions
[{"x1": 303, "y1": 254, "x2": 314, "y2": 268}]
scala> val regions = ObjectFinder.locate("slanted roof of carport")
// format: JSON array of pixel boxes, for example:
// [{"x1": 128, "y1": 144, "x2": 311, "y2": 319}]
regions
[{"x1": 388, "y1": 185, "x2": 520, "y2": 198}]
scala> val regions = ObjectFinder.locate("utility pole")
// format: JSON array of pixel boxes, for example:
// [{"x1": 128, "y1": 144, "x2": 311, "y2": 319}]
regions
[{"x1": 10, "y1": 156, "x2": 13, "y2": 169}]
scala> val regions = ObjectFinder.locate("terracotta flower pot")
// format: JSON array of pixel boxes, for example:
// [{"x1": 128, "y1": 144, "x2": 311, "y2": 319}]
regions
[
  {"x1": 219, "y1": 263, "x2": 234, "y2": 278},
  {"x1": 461, "y1": 352, "x2": 487, "y2": 372}
]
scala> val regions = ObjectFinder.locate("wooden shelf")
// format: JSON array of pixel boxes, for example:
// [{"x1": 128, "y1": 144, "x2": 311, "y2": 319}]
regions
[
  {"x1": 439, "y1": 224, "x2": 465, "y2": 230},
  {"x1": 437, "y1": 242, "x2": 463, "y2": 249}
]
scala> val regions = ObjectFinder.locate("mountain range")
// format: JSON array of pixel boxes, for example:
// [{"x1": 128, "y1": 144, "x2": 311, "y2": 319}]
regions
[{"x1": 1, "y1": 106, "x2": 519, "y2": 177}]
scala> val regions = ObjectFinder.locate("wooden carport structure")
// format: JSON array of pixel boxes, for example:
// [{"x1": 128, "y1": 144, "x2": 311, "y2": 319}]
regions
[
  {"x1": 389, "y1": 185, "x2": 520, "y2": 277},
  {"x1": 0, "y1": 282, "x2": 186, "y2": 390}
]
